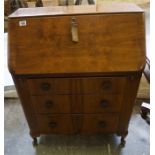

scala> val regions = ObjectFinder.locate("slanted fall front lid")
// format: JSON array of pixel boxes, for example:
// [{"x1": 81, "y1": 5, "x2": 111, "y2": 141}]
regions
[{"x1": 8, "y1": 3, "x2": 146, "y2": 75}]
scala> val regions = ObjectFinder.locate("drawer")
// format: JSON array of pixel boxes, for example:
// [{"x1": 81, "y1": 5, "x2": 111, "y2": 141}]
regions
[
  {"x1": 36, "y1": 115, "x2": 74, "y2": 134},
  {"x1": 31, "y1": 94, "x2": 122, "y2": 114},
  {"x1": 31, "y1": 95, "x2": 71, "y2": 114},
  {"x1": 36, "y1": 114, "x2": 119, "y2": 134},
  {"x1": 82, "y1": 77, "x2": 126, "y2": 94},
  {"x1": 27, "y1": 78, "x2": 72, "y2": 95},
  {"x1": 27, "y1": 77, "x2": 126, "y2": 95},
  {"x1": 82, "y1": 114, "x2": 119, "y2": 134},
  {"x1": 83, "y1": 94, "x2": 123, "y2": 113}
]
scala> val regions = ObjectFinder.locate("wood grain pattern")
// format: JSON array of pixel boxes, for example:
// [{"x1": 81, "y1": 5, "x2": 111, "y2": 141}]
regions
[
  {"x1": 36, "y1": 114, "x2": 119, "y2": 134},
  {"x1": 30, "y1": 93, "x2": 123, "y2": 114},
  {"x1": 81, "y1": 114, "x2": 119, "y2": 134},
  {"x1": 117, "y1": 73, "x2": 142, "y2": 135},
  {"x1": 26, "y1": 77, "x2": 126, "y2": 95},
  {"x1": 8, "y1": 12, "x2": 145, "y2": 75},
  {"x1": 31, "y1": 95, "x2": 72, "y2": 114},
  {"x1": 8, "y1": 4, "x2": 146, "y2": 144},
  {"x1": 12, "y1": 76, "x2": 40, "y2": 137}
]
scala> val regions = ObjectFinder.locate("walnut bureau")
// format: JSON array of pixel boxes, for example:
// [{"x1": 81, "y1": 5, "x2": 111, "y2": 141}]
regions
[{"x1": 8, "y1": 3, "x2": 146, "y2": 146}]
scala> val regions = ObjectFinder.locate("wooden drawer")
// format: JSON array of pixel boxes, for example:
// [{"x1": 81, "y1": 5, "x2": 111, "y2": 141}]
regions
[
  {"x1": 27, "y1": 77, "x2": 126, "y2": 95},
  {"x1": 27, "y1": 78, "x2": 72, "y2": 95},
  {"x1": 82, "y1": 77, "x2": 126, "y2": 94},
  {"x1": 83, "y1": 94, "x2": 123, "y2": 113},
  {"x1": 31, "y1": 95, "x2": 71, "y2": 114},
  {"x1": 31, "y1": 94, "x2": 122, "y2": 114},
  {"x1": 36, "y1": 115, "x2": 74, "y2": 134},
  {"x1": 36, "y1": 114, "x2": 119, "y2": 134},
  {"x1": 82, "y1": 114, "x2": 119, "y2": 134}
]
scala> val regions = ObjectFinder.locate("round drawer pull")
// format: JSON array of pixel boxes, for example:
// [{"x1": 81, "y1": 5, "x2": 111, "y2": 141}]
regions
[
  {"x1": 49, "y1": 122, "x2": 57, "y2": 128},
  {"x1": 98, "y1": 121, "x2": 106, "y2": 128},
  {"x1": 100, "y1": 100, "x2": 109, "y2": 108},
  {"x1": 41, "y1": 83, "x2": 51, "y2": 91},
  {"x1": 45, "y1": 100, "x2": 54, "y2": 108},
  {"x1": 102, "y1": 81, "x2": 112, "y2": 90}
]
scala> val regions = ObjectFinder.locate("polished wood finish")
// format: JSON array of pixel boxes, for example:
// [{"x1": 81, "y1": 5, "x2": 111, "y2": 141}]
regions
[
  {"x1": 26, "y1": 77, "x2": 126, "y2": 95},
  {"x1": 31, "y1": 95, "x2": 71, "y2": 113},
  {"x1": 8, "y1": 4, "x2": 146, "y2": 146},
  {"x1": 8, "y1": 5, "x2": 145, "y2": 75}
]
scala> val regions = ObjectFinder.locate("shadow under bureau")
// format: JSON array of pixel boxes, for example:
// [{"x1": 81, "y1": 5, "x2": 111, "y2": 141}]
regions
[{"x1": 8, "y1": 3, "x2": 146, "y2": 146}]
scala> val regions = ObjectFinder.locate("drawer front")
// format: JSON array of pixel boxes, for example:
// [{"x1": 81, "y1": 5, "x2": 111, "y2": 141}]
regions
[
  {"x1": 36, "y1": 114, "x2": 119, "y2": 134},
  {"x1": 31, "y1": 94, "x2": 122, "y2": 114},
  {"x1": 82, "y1": 114, "x2": 119, "y2": 134},
  {"x1": 27, "y1": 77, "x2": 126, "y2": 95},
  {"x1": 31, "y1": 95, "x2": 71, "y2": 114},
  {"x1": 36, "y1": 115, "x2": 74, "y2": 134},
  {"x1": 82, "y1": 77, "x2": 126, "y2": 94},
  {"x1": 27, "y1": 78, "x2": 72, "y2": 95},
  {"x1": 83, "y1": 94, "x2": 122, "y2": 113}
]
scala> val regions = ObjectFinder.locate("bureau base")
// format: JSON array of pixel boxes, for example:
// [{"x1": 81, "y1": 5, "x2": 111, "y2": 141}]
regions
[{"x1": 12, "y1": 73, "x2": 141, "y2": 147}]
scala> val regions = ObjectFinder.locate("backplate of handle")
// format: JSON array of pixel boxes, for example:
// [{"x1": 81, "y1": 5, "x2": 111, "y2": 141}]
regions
[
  {"x1": 100, "y1": 100, "x2": 109, "y2": 108},
  {"x1": 98, "y1": 121, "x2": 106, "y2": 128},
  {"x1": 49, "y1": 122, "x2": 57, "y2": 128},
  {"x1": 45, "y1": 100, "x2": 54, "y2": 108},
  {"x1": 71, "y1": 17, "x2": 79, "y2": 42},
  {"x1": 41, "y1": 83, "x2": 51, "y2": 91},
  {"x1": 102, "y1": 81, "x2": 112, "y2": 90}
]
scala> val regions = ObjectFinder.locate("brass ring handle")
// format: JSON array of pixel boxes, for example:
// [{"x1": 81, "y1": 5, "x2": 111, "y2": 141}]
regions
[
  {"x1": 41, "y1": 83, "x2": 51, "y2": 91},
  {"x1": 71, "y1": 17, "x2": 79, "y2": 43}
]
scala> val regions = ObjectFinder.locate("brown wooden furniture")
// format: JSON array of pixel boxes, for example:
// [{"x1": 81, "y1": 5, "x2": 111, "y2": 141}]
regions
[{"x1": 8, "y1": 3, "x2": 146, "y2": 146}]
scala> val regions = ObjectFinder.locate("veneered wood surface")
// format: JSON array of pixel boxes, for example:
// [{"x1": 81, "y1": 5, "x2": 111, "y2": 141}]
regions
[
  {"x1": 12, "y1": 74, "x2": 141, "y2": 137},
  {"x1": 8, "y1": 12, "x2": 145, "y2": 75},
  {"x1": 81, "y1": 114, "x2": 119, "y2": 134},
  {"x1": 8, "y1": 4, "x2": 146, "y2": 139},
  {"x1": 30, "y1": 93, "x2": 122, "y2": 114},
  {"x1": 26, "y1": 77, "x2": 126, "y2": 95},
  {"x1": 81, "y1": 77, "x2": 126, "y2": 94},
  {"x1": 83, "y1": 94, "x2": 123, "y2": 113},
  {"x1": 37, "y1": 114, "x2": 74, "y2": 134},
  {"x1": 31, "y1": 95, "x2": 72, "y2": 114},
  {"x1": 117, "y1": 73, "x2": 142, "y2": 135},
  {"x1": 27, "y1": 78, "x2": 73, "y2": 95},
  {"x1": 36, "y1": 114, "x2": 119, "y2": 134}
]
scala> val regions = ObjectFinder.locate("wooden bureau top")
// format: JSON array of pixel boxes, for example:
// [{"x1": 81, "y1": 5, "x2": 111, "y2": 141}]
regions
[
  {"x1": 9, "y1": 3, "x2": 143, "y2": 18},
  {"x1": 8, "y1": 3, "x2": 146, "y2": 75}
]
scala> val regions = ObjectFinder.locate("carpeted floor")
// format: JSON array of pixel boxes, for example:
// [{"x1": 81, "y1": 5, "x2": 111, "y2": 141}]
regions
[{"x1": 4, "y1": 99, "x2": 149, "y2": 155}]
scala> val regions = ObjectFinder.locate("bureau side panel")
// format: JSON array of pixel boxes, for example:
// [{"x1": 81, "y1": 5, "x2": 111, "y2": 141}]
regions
[
  {"x1": 117, "y1": 73, "x2": 142, "y2": 135},
  {"x1": 12, "y1": 76, "x2": 40, "y2": 138}
]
